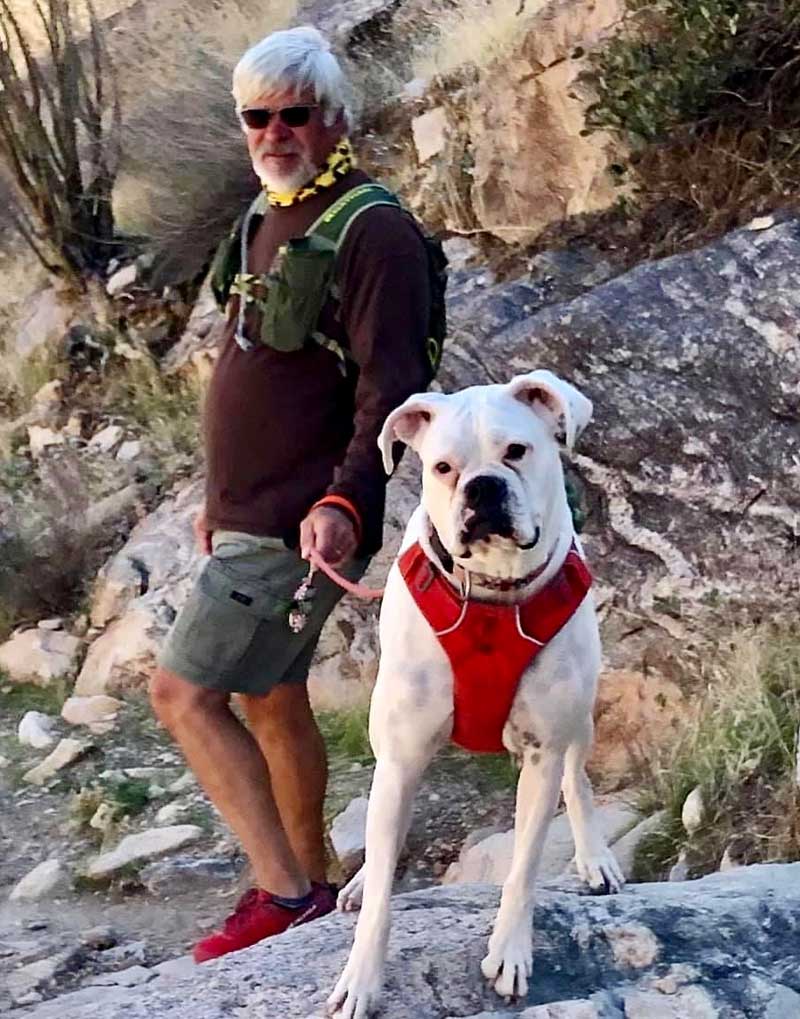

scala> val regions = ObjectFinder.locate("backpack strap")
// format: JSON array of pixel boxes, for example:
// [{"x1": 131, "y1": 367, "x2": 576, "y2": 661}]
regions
[
  {"x1": 210, "y1": 191, "x2": 267, "y2": 315},
  {"x1": 306, "y1": 183, "x2": 403, "y2": 368},
  {"x1": 307, "y1": 182, "x2": 402, "y2": 253}
]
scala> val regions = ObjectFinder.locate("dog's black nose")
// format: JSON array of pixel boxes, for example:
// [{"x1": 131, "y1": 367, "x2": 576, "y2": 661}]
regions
[{"x1": 463, "y1": 474, "x2": 507, "y2": 511}]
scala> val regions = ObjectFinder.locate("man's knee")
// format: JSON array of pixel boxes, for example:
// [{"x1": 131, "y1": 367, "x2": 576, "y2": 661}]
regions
[
  {"x1": 149, "y1": 667, "x2": 229, "y2": 728},
  {"x1": 239, "y1": 682, "x2": 314, "y2": 740}
]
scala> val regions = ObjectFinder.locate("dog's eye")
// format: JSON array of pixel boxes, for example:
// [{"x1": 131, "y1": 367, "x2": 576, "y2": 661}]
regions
[
  {"x1": 434, "y1": 461, "x2": 452, "y2": 476},
  {"x1": 505, "y1": 443, "x2": 528, "y2": 462}
]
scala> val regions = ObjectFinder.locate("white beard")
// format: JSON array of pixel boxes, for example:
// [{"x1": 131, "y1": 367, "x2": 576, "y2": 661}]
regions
[{"x1": 253, "y1": 150, "x2": 318, "y2": 193}]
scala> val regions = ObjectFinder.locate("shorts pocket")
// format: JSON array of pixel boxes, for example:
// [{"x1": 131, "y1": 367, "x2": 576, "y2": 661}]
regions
[{"x1": 169, "y1": 559, "x2": 291, "y2": 677}]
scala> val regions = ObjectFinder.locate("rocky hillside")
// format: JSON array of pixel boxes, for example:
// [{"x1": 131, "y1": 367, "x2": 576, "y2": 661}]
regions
[{"x1": 1, "y1": 0, "x2": 799, "y2": 1016}]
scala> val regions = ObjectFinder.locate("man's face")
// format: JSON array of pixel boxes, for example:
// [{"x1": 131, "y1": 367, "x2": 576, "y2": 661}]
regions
[{"x1": 241, "y1": 87, "x2": 344, "y2": 192}]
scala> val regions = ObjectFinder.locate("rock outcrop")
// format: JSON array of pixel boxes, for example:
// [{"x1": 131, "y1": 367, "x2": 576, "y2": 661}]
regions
[
  {"x1": 19, "y1": 863, "x2": 800, "y2": 1018},
  {"x1": 441, "y1": 214, "x2": 800, "y2": 621},
  {"x1": 468, "y1": 0, "x2": 624, "y2": 244}
]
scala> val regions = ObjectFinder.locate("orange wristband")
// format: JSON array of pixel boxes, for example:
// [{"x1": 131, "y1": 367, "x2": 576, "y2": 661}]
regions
[{"x1": 310, "y1": 495, "x2": 362, "y2": 546}]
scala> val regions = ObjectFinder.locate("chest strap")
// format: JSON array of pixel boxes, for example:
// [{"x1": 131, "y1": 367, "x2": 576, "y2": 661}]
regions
[{"x1": 398, "y1": 541, "x2": 592, "y2": 753}]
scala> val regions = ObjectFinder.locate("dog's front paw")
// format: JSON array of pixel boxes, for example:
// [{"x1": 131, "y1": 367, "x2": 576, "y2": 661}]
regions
[
  {"x1": 480, "y1": 921, "x2": 533, "y2": 999},
  {"x1": 327, "y1": 954, "x2": 383, "y2": 1019},
  {"x1": 574, "y1": 846, "x2": 625, "y2": 894},
  {"x1": 337, "y1": 866, "x2": 365, "y2": 912}
]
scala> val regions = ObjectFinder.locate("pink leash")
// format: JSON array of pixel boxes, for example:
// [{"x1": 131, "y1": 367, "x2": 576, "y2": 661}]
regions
[{"x1": 307, "y1": 549, "x2": 385, "y2": 600}]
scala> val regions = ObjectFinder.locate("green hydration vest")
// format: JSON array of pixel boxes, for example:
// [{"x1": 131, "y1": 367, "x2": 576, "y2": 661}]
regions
[{"x1": 210, "y1": 182, "x2": 448, "y2": 380}]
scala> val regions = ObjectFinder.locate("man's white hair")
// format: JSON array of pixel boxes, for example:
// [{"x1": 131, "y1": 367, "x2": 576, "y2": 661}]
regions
[{"x1": 232, "y1": 25, "x2": 352, "y2": 128}]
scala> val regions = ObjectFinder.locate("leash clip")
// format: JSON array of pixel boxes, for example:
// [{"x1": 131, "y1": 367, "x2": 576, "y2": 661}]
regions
[{"x1": 288, "y1": 564, "x2": 317, "y2": 633}]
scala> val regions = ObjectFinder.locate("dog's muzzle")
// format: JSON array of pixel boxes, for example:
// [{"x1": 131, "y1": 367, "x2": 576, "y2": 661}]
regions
[{"x1": 459, "y1": 474, "x2": 515, "y2": 546}]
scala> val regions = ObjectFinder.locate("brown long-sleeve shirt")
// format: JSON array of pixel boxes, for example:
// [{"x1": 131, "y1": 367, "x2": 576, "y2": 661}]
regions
[{"x1": 204, "y1": 169, "x2": 431, "y2": 555}]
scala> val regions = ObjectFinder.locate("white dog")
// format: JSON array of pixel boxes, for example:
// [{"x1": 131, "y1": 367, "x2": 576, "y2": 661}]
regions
[{"x1": 328, "y1": 370, "x2": 624, "y2": 1019}]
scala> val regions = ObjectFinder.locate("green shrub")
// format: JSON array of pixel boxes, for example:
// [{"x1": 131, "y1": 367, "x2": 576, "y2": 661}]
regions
[
  {"x1": 635, "y1": 625, "x2": 800, "y2": 878},
  {"x1": 318, "y1": 707, "x2": 373, "y2": 763},
  {"x1": 585, "y1": 0, "x2": 800, "y2": 253}
]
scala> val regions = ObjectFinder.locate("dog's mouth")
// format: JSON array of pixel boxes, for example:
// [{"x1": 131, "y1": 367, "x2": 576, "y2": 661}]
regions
[{"x1": 457, "y1": 516, "x2": 541, "y2": 558}]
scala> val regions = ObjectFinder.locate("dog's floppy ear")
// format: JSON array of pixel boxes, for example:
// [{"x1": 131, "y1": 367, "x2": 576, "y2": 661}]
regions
[
  {"x1": 378, "y1": 392, "x2": 448, "y2": 474},
  {"x1": 507, "y1": 369, "x2": 592, "y2": 451}
]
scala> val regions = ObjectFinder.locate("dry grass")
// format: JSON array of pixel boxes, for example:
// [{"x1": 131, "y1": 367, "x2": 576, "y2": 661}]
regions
[
  {"x1": 111, "y1": 0, "x2": 298, "y2": 285},
  {"x1": 634, "y1": 625, "x2": 800, "y2": 879},
  {"x1": 412, "y1": 0, "x2": 548, "y2": 80},
  {"x1": 0, "y1": 449, "x2": 101, "y2": 627},
  {"x1": 102, "y1": 355, "x2": 202, "y2": 474}
]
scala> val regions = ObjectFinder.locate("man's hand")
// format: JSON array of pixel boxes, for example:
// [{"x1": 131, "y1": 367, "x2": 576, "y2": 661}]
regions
[
  {"x1": 193, "y1": 509, "x2": 213, "y2": 556},
  {"x1": 300, "y1": 506, "x2": 358, "y2": 568}
]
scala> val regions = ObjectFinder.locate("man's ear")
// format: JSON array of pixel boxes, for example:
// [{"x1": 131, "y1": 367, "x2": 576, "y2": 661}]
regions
[
  {"x1": 507, "y1": 369, "x2": 593, "y2": 451},
  {"x1": 378, "y1": 392, "x2": 449, "y2": 474}
]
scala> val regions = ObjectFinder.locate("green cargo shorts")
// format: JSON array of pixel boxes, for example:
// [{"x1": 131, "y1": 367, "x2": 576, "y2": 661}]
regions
[{"x1": 158, "y1": 531, "x2": 369, "y2": 696}]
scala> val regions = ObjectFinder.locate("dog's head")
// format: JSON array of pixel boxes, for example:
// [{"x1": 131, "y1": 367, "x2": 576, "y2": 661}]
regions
[{"x1": 379, "y1": 370, "x2": 592, "y2": 575}]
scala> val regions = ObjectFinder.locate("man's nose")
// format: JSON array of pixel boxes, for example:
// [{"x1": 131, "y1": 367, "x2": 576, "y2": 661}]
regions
[{"x1": 262, "y1": 114, "x2": 292, "y2": 143}]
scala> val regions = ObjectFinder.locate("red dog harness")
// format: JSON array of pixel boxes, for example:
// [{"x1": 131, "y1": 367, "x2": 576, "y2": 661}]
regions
[{"x1": 398, "y1": 541, "x2": 592, "y2": 753}]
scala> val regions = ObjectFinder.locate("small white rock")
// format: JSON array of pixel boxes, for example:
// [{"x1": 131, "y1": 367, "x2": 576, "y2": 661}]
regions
[
  {"x1": 155, "y1": 802, "x2": 189, "y2": 826},
  {"x1": 168, "y1": 771, "x2": 197, "y2": 794},
  {"x1": 86, "y1": 825, "x2": 204, "y2": 879},
  {"x1": 63, "y1": 410, "x2": 89, "y2": 439},
  {"x1": 90, "y1": 802, "x2": 116, "y2": 832},
  {"x1": 9, "y1": 860, "x2": 69, "y2": 901},
  {"x1": 116, "y1": 439, "x2": 143, "y2": 462},
  {"x1": 106, "y1": 263, "x2": 138, "y2": 296},
  {"x1": 681, "y1": 787, "x2": 704, "y2": 835},
  {"x1": 746, "y1": 214, "x2": 775, "y2": 231},
  {"x1": 22, "y1": 738, "x2": 88, "y2": 785},
  {"x1": 88, "y1": 424, "x2": 124, "y2": 455},
  {"x1": 18, "y1": 711, "x2": 57, "y2": 750},
  {"x1": 62, "y1": 695, "x2": 122, "y2": 727},
  {"x1": 28, "y1": 425, "x2": 65, "y2": 459},
  {"x1": 37, "y1": 618, "x2": 64, "y2": 631},
  {"x1": 0, "y1": 627, "x2": 82, "y2": 685},
  {"x1": 719, "y1": 846, "x2": 741, "y2": 872},
  {"x1": 330, "y1": 796, "x2": 369, "y2": 875},
  {"x1": 0, "y1": 754, "x2": 10, "y2": 768}
]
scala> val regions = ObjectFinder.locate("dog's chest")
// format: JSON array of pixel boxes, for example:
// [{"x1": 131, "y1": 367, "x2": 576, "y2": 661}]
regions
[{"x1": 397, "y1": 541, "x2": 592, "y2": 754}]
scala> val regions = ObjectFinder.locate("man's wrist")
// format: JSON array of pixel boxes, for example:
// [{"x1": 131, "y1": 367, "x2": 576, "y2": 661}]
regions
[{"x1": 310, "y1": 495, "x2": 362, "y2": 546}]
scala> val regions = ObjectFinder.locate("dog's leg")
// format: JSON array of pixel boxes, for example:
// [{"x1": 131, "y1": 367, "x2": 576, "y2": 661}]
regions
[
  {"x1": 482, "y1": 746, "x2": 565, "y2": 999},
  {"x1": 337, "y1": 794, "x2": 414, "y2": 912},
  {"x1": 562, "y1": 737, "x2": 624, "y2": 893},
  {"x1": 337, "y1": 865, "x2": 366, "y2": 912},
  {"x1": 328, "y1": 741, "x2": 437, "y2": 1019}
]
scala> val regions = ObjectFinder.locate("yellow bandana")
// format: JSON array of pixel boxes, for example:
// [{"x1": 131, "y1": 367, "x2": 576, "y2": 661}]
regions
[{"x1": 264, "y1": 138, "x2": 357, "y2": 208}]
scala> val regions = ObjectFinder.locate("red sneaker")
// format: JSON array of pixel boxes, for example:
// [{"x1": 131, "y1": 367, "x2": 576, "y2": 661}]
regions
[{"x1": 193, "y1": 882, "x2": 336, "y2": 963}]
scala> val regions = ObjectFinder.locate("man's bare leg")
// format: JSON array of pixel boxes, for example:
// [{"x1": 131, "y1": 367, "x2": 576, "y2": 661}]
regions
[
  {"x1": 240, "y1": 683, "x2": 328, "y2": 884},
  {"x1": 149, "y1": 666, "x2": 310, "y2": 898}
]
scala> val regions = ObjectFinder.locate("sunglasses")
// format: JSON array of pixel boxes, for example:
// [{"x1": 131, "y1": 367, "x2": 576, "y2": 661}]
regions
[{"x1": 239, "y1": 104, "x2": 318, "y2": 130}]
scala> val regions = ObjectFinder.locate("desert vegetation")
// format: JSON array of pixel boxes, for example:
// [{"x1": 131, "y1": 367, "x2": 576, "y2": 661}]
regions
[
  {"x1": 635, "y1": 624, "x2": 800, "y2": 878},
  {"x1": 585, "y1": 0, "x2": 800, "y2": 254}
]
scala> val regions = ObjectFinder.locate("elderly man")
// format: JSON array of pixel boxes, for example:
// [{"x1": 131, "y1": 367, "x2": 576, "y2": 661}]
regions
[{"x1": 149, "y1": 25, "x2": 433, "y2": 962}]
